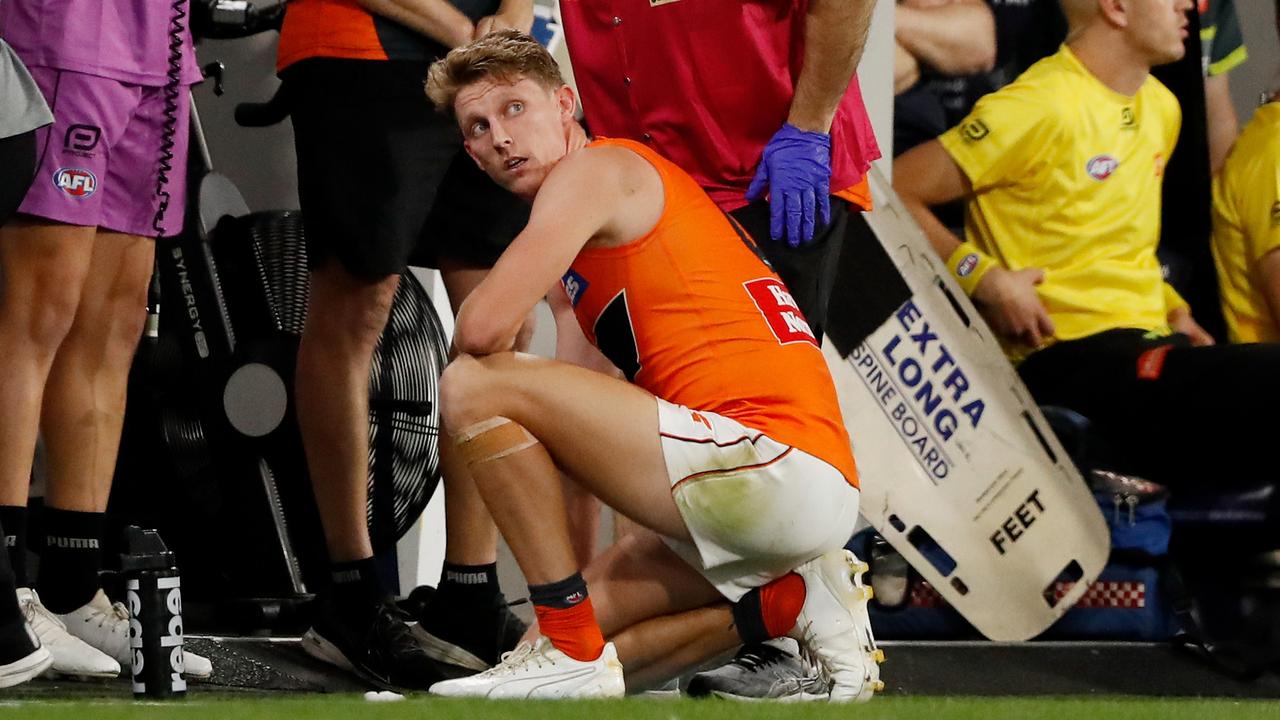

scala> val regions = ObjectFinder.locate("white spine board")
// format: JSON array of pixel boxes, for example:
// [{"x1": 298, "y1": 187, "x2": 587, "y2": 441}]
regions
[{"x1": 829, "y1": 168, "x2": 1109, "y2": 641}]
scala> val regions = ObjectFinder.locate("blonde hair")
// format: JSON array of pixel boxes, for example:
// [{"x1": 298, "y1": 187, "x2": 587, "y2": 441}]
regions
[{"x1": 426, "y1": 29, "x2": 565, "y2": 114}]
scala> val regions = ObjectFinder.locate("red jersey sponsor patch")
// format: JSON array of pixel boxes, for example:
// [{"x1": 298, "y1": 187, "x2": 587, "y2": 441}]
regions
[{"x1": 743, "y1": 278, "x2": 817, "y2": 346}]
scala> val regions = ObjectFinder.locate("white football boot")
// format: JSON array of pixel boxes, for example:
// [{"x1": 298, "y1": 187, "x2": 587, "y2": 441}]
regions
[
  {"x1": 0, "y1": 622, "x2": 52, "y2": 689},
  {"x1": 788, "y1": 549, "x2": 885, "y2": 702},
  {"x1": 55, "y1": 589, "x2": 213, "y2": 680},
  {"x1": 429, "y1": 637, "x2": 624, "y2": 699},
  {"x1": 17, "y1": 588, "x2": 119, "y2": 678}
]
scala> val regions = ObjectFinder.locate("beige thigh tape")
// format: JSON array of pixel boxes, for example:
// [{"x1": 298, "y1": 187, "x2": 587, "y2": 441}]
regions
[{"x1": 454, "y1": 416, "x2": 539, "y2": 466}]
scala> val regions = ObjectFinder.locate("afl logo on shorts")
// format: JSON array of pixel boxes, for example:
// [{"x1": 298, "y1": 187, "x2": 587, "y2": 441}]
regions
[
  {"x1": 956, "y1": 253, "x2": 980, "y2": 278},
  {"x1": 53, "y1": 168, "x2": 97, "y2": 198},
  {"x1": 1086, "y1": 155, "x2": 1118, "y2": 181}
]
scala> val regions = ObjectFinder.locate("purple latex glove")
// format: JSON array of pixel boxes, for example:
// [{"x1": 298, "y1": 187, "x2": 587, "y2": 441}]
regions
[{"x1": 745, "y1": 123, "x2": 832, "y2": 247}]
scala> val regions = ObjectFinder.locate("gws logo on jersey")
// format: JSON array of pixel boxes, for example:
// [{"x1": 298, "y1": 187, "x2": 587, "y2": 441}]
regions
[
  {"x1": 562, "y1": 269, "x2": 589, "y2": 308},
  {"x1": 743, "y1": 278, "x2": 817, "y2": 347},
  {"x1": 53, "y1": 168, "x2": 97, "y2": 198},
  {"x1": 1086, "y1": 155, "x2": 1118, "y2": 181}
]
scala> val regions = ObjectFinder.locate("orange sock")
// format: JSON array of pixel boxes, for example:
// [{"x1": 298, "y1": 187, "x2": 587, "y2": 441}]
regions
[
  {"x1": 534, "y1": 597, "x2": 606, "y2": 662},
  {"x1": 760, "y1": 572, "x2": 807, "y2": 638}
]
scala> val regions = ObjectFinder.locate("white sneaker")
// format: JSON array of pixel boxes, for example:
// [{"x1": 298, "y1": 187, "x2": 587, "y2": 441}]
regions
[
  {"x1": 429, "y1": 637, "x2": 624, "y2": 699},
  {"x1": 54, "y1": 589, "x2": 213, "y2": 680},
  {"x1": 788, "y1": 550, "x2": 885, "y2": 703},
  {"x1": 0, "y1": 623, "x2": 52, "y2": 689},
  {"x1": 16, "y1": 588, "x2": 119, "y2": 679}
]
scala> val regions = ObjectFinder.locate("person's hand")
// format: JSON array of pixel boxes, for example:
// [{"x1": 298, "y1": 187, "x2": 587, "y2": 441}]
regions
[
  {"x1": 473, "y1": 5, "x2": 534, "y2": 38},
  {"x1": 745, "y1": 123, "x2": 832, "y2": 247},
  {"x1": 1168, "y1": 306, "x2": 1215, "y2": 346},
  {"x1": 972, "y1": 266, "x2": 1056, "y2": 348}
]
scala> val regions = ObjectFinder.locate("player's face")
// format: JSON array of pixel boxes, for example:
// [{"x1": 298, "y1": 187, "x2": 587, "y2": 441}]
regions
[
  {"x1": 456, "y1": 77, "x2": 574, "y2": 200},
  {"x1": 1126, "y1": 0, "x2": 1192, "y2": 65}
]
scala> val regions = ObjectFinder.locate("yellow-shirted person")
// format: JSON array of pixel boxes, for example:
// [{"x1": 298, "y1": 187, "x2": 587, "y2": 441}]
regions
[
  {"x1": 894, "y1": 0, "x2": 1280, "y2": 491},
  {"x1": 935, "y1": 43, "x2": 1187, "y2": 362},
  {"x1": 1210, "y1": 96, "x2": 1280, "y2": 343}
]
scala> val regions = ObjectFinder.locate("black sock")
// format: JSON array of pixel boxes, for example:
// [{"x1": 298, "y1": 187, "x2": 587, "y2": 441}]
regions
[
  {"x1": 329, "y1": 556, "x2": 388, "y2": 611},
  {"x1": 0, "y1": 506, "x2": 26, "y2": 588},
  {"x1": 731, "y1": 587, "x2": 770, "y2": 645},
  {"x1": 436, "y1": 561, "x2": 502, "y2": 607},
  {"x1": 0, "y1": 515, "x2": 24, "y2": 640},
  {"x1": 37, "y1": 508, "x2": 104, "y2": 614},
  {"x1": 528, "y1": 572, "x2": 589, "y2": 610}
]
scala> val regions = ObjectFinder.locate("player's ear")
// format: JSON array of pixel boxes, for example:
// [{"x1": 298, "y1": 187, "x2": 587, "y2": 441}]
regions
[{"x1": 556, "y1": 85, "x2": 577, "y2": 120}]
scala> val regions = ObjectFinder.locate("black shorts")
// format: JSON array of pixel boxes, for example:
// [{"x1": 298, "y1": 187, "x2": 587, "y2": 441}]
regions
[
  {"x1": 730, "y1": 198, "x2": 851, "y2": 341},
  {"x1": 283, "y1": 58, "x2": 529, "y2": 278},
  {"x1": 1017, "y1": 329, "x2": 1280, "y2": 490}
]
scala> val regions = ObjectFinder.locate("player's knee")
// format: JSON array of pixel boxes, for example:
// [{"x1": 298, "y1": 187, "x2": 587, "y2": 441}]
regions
[{"x1": 439, "y1": 354, "x2": 491, "y2": 435}]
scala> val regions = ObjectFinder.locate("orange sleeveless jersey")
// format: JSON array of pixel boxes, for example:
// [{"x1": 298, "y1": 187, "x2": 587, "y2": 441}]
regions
[{"x1": 563, "y1": 138, "x2": 860, "y2": 488}]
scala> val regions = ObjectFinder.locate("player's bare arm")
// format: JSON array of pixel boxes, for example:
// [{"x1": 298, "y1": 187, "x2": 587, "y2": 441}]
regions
[{"x1": 453, "y1": 146, "x2": 662, "y2": 355}]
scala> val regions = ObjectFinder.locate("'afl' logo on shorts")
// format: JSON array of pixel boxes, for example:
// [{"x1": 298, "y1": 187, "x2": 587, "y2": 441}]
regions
[
  {"x1": 1086, "y1": 155, "x2": 1118, "y2": 181},
  {"x1": 53, "y1": 168, "x2": 97, "y2": 198},
  {"x1": 956, "y1": 253, "x2": 980, "y2": 278}
]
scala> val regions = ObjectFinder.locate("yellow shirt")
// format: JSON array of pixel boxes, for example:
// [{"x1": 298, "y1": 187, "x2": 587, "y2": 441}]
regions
[
  {"x1": 1210, "y1": 102, "x2": 1280, "y2": 343},
  {"x1": 938, "y1": 46, "x2": 1183, "y2": 362}
]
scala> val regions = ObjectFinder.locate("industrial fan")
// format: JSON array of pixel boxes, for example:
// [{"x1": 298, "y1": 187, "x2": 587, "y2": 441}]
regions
[{"x1": 114, "y1": 183, "x2": 448, "y2": 614}]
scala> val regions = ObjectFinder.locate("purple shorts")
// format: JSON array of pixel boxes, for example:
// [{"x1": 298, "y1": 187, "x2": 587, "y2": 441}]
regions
[{"x1": 19, "y1": 67, "x2": 190, "y2": 237}]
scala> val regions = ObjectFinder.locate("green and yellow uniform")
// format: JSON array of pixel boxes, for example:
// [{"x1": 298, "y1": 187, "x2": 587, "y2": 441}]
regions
[
  {"x1": 937, "y1": 46, "x2": 1185, "y2": 362},
  {"x1": 1210, "y1": 101, "x2": 1280, "y2": 343}
]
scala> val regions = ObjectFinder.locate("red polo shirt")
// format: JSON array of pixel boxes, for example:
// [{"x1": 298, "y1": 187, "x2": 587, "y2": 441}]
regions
[{"x1": 559, "y1": 0, "x2": 879, "y2": 212}]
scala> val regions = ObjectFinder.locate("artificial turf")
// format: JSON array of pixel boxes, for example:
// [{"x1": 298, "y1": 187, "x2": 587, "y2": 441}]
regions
[{"x1": 0, "y1": 694, "x2": 1275, "y2": 720}]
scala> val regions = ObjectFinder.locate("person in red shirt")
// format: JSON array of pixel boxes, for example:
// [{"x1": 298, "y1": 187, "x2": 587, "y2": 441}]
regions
[
  {"x1": 421, "y1": 30, "x2": 882, "y2": 701},
  {"x1": 558, "y1": 0, "x2": 880, "y2": 337},
  {"x1": 556, "y1": 0, "x2": 880, "y2": 694}
]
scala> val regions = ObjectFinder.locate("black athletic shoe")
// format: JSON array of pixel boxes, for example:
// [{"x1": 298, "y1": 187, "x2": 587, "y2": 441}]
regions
[
  {"x1": 412, "y1": 591, "x2": 528, "y2": 677},
  {"x1": 302, "y1": 596, "x2": 446, "y2": 690}
]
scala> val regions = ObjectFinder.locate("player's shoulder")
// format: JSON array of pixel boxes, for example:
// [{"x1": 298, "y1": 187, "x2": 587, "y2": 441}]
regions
[{"x1": 550, "y1": 142, "x2": 651, "y2": 186}]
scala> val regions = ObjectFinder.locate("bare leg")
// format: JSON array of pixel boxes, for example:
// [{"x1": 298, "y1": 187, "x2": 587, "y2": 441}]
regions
[
  {"x1": 516, "y1": 528, "x2": 735, "y2": 687},
  {"x1": 440, "y1": 352, "x2": 693, "y2": 588},
  {"x1": 547, "y1": 288, "x2": 616, "y2": 564},
  {"x1": 295, "y1": 263, "x2": 399, "y2": 562},
  {"x1": 0, "y1": 219, "x2": 95, "y2": 507},
  {"x1": 437, "y1": 264, "x2": 502, "y2": 566},
  {"x1": 610, "y1": 605, "x2": 736, "y2": 691},
  {"x1": 586, "y1": 529, "x2": 736, "y2": 688},
  {"x1": 41, "y1": 230, "x2": 153, "y2": 512}
]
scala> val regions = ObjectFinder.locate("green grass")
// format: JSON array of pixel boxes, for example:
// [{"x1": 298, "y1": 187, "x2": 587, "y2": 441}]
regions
[{"x1": 0, "y1": 695, "x2": 1274, "y2": 720}]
